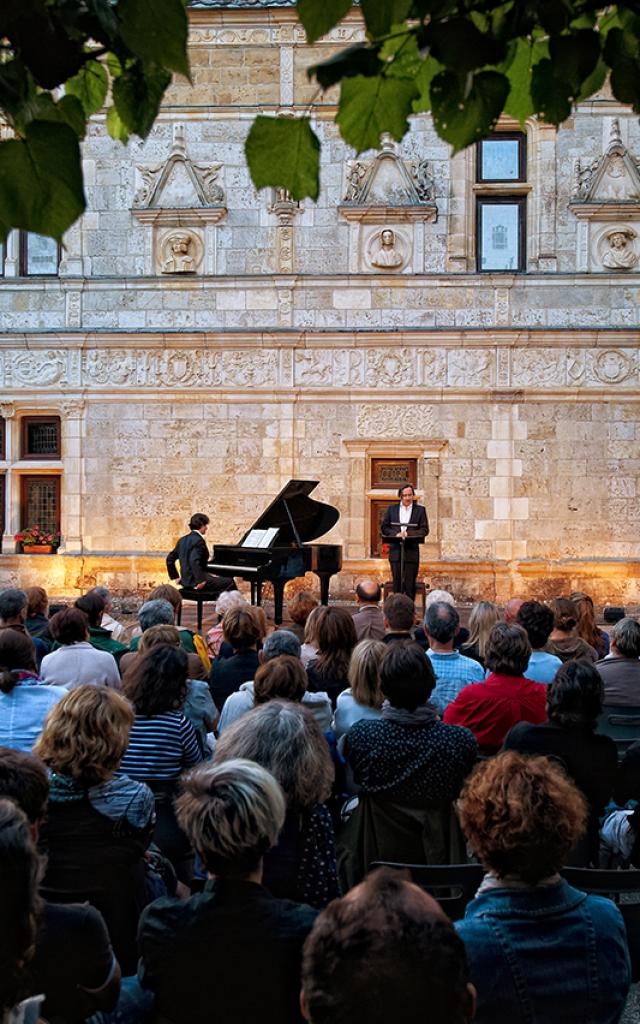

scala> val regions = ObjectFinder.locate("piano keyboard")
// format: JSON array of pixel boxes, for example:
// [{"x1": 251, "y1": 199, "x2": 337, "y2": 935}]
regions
[{"x1": 208, "y1": 563, "x2": 258, "y2": 574}]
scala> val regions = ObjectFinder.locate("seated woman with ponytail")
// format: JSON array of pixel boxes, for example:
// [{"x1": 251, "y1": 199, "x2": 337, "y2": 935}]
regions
[{"x1": 0, "y1": 630, "x2": 66, "y2": 752}]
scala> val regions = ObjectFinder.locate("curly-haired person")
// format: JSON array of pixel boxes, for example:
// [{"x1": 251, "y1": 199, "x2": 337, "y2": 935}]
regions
[{"x1": 455, "y1": 751, "x2": 630, "y2": 1024}]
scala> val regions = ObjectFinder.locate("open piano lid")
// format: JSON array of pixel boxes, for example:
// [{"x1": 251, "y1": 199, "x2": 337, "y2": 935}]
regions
[{"x1": 240, "y1": 480, "x2": 339, "y2": 546}]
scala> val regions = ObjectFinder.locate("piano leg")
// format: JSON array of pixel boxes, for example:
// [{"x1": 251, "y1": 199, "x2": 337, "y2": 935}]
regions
[
  {"x1": 273, "y1": 581, "x2": 285, "y2": 625},
  {"x1": 316, "y1": 572, "x2": 331, "y2": 607}
]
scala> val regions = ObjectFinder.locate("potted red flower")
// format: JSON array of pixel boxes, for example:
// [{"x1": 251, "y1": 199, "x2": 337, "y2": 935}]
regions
[{"x1": 14, "y1": 525, "x2": 61, "y2": 554}]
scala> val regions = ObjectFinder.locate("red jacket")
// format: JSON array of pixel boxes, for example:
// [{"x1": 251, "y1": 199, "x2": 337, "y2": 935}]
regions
[{"x1": 443, "y1": 673, "x2": 547, "y2": 754}]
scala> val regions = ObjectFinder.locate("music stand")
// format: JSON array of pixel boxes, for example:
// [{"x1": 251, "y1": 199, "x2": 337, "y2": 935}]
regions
[{"x1": 387, "y1": 522, "x2": 422, "y2": 596}]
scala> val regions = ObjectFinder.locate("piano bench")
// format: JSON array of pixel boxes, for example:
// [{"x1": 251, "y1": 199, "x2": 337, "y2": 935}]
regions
[
  {"x1": 382, "y1": 580, "x2": 428, "y2": 616},
  {"x1": 177, "y1": 589, "x2": 216, "y2": 633}
]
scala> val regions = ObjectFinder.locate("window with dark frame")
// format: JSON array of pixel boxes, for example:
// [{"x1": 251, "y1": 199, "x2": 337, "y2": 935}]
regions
[
  {"x1": 21, "y1": 416, "x2": 61, "y2": 460},
  {"x1": 19, "y1": 232, "x2": 61, "y2": 276},
  {"x1": 20, "y1": 475, "x2": 60, "y2": 536},
  {"x1": 476, "y1": 132, "x2": 527, "y2": 273}
]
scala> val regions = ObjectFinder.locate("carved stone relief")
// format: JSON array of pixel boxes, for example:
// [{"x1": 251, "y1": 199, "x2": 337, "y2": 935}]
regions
[
  {"x1": 366, "y1": 228, "x2": 409, "y2": 271},
  {"x1": 511, "y1": 349, "x2": 565, "y2": 387},
  {"x1": 157, "y1": 229, "x2": 204, "y2": 274},
  {"x1": 356, "y1": 404, "x2": 435, "y2": 438},
  {"x1": 268, "y1": 189, "x2": 302, "y2": 273},
  {"x1": 134, "y1": 125, "x2": 225, "y2": 210},
  {"x1": 447, "y1": 350, "x2": 493, "y2": 387},
  {"x1": 365, "y1": 348, "x2": 415, "y2": 386},
  {"x1": 598, "y1": 226, "x2": 639, "y2": 270}
]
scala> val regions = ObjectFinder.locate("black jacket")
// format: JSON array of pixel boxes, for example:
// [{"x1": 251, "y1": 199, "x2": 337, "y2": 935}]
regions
[
  {"x1": 381, "y1": 503, "x2": 429, "y2": 564},
  {"x1": 166, "y1": 531, "x2": 210, "y2": 587}
]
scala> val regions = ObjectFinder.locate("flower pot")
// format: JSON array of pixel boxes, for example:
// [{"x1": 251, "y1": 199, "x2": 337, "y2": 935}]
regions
[{"x1": 24, "y1": 545, "x2": 54, "y2": 554}]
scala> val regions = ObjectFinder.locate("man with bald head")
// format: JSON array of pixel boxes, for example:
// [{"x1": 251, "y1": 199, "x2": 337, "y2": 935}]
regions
[
  {"x1": 352, "y1": 579, "x2": 385, "y2": 641},
  {"x1": 503, "y1": 598, "x2": 524, "y2": 625},
  {"x1": 301, "y1": 866, "x2": 475, "y2": 1024}
]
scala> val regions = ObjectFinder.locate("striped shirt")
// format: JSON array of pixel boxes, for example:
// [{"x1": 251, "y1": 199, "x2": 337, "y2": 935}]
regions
[{"x1": 120, "y1": 711, "x2": 202, "y2": 781}]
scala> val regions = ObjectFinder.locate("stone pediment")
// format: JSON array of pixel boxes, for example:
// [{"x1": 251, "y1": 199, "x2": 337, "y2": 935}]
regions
[
  {"x1": 339, "y1": 135, "x2": 437, "y2": 224},
  {"x1": 570, "y1": 119, "x2": 640, "y2": 219},
  {"x1": 132, "y1": 124, "x2": 227, "y2": 225}
]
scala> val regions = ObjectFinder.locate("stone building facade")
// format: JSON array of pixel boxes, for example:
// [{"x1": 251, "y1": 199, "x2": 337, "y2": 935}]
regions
[{"x1": 0, "y1": 0, "x2": 639, "y2": 605}]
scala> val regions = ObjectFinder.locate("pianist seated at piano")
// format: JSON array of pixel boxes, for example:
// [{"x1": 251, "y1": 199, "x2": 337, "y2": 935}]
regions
[
  {"x1": 166, "y1": 513, "x2": 237, "y2": 596},
  {"x1": 208, "y1": 606, "x2": 265, "y2": 711}
]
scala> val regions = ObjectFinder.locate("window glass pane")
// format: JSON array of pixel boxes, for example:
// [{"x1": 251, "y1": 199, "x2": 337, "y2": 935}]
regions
[
  {"x1": 25, "y1": 419, "x2": 60, "y2": 457},
  {"x1": 24, "y1": 477, "x2": 59, "y2": 534},
  {"x1": 480, "y1": 203, "x2": 521, "y2": 270},
  {"x1": 480, "y1": 139, "x2": 521, "y2": 180},
  {"x1": 25, "y1": 234, "x2": 59, "y2": 275}
]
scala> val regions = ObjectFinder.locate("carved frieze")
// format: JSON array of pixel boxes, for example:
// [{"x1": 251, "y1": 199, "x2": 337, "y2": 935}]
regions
[{"x1": 356, "y1": 405, "x2": 435, "y2": 438}]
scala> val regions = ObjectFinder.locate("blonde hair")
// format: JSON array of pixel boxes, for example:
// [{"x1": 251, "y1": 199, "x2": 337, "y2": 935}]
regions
[
  {"x1": 175, "y1": 759, "x2": 285, "y2": 876},
  {"x1": 303, "y1": 605, "x2": 323, "y2": 647},
  {"x1": 348, "y1": 640, "x2": 385, "y2": 709},
  {"x1": 34, "y1": 685, "x2": 134, "y2": 786},
  {"x1": 463, "y1": 601, "x2": 501, "y2": 660},
  {"x1": 138, "y1": 623, "x2": 181, "y2": 653}
]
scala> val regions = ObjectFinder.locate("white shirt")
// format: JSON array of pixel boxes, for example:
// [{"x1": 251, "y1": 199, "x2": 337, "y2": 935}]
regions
[
  {"x1": 40, "y1": 642, "x2": 121, "y2": 690},
  {"x1": 399, "y1": 503, "x2": 413, "y2": 525}
]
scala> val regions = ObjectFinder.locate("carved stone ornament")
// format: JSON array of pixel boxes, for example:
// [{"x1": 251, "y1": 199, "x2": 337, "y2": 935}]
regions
[
  {"x1": 132, "y1": 124, "x2": 227, "y2": 226},
  {"x1": 598, "y1": 226, "x2": 639, "y2": 270},
  {"x1": 366, "y1": 228, "x2": 409, "y2": 271},
  {"x1": 158, "y1": 229, "x2": 204, "y2": 274},
  {"x1": 570, "y1": 119, "x2": 640, "y2": 220},
  {"x1": 356, "y1": 404, "x2": 435, "y2": 439},
  {"x1": 339, "y1": 135, "x2": 437, "y2": 224}
]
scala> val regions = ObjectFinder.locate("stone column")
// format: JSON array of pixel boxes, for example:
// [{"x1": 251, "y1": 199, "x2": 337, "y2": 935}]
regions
[
  {"x1": 59, "y1": 399, "x2": 85, "y2": 554},
  {"x1": 0, "y1": 402, "x2": 16, "y2": 552},
  {"x1": 475, "y1": 404, "x2": 528, "y2": 562}
]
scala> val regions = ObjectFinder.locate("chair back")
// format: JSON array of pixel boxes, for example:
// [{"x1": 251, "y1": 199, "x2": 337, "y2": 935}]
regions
[
  {"x1": 562, "y1": 866, "x2": 640, "y2": 981},
  {"x1": 369, "y1": 861, "x2": 484, "y2": 920},
  {"x1": 597, "y1": 706, "x2": 640, "y2": 757}
]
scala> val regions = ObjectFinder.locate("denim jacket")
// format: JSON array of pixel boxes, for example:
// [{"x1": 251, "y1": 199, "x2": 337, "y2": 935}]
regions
[
  {"x1": 0, "y1": 673, "x2": 67, "y2": 752},
  {"x1": 455, "y1": 879, "x2": 630, "y2": 1024}
]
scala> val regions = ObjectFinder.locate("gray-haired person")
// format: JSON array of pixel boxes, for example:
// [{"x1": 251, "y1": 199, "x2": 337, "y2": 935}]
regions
[
  {"x1": 596, "y1": 616, "x2": 640, "y2": 706},
  {"x1": 217, "y1": 629, "x2": 332, "y2": 733},
  {"x1": 137, "y1": 759, "x2": 318, "y2": 1024}
]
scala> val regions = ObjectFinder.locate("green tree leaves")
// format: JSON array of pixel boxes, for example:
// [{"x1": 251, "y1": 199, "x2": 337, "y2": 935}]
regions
[
  {"x1": 0, "y1": 0, "x2": 190, "y2": 242},
  {"x1": 245, "y1": 116, "x2": 321, "y2": 202},
  {"x1": 298, "y1": 0, "x2": 352, "y2": 45},
  {"x1": 0, "y1": 121, "x2": 85, "y2": 241},
  {"x1": 431, "y1": 70, "x2": 510, "y2": 152},
  {"x1": 337, "y1": 75, "x2": 419, "y2": 152}
]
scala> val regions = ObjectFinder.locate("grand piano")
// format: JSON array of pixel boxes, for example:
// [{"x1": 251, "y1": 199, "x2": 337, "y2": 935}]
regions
[{"x1": 207, "y1": 479, "x2": 342, "y2": 624}]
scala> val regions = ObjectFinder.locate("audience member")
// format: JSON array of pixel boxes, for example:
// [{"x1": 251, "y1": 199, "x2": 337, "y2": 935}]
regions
[
  {"x1": 301, "y1": 866, "x2": 475, "y2": 1024},
  {"x1": 300, "y1": 605, "x2": 322, "y2": 667},
  {"x1": 444, "y1": 623, "x2": 546, "y2": 753},
  {"x1": 33, "y1": 686, "x2": 155, "y2": 973},
  {"x1": 460, "y1": 600, "x2": 500, "y2": 667},
  {"x1": 425, "y1": 602, "x2": 485, "y2": 713},
  {"x1": 141, "y1": 585, "x2": 201, "y2": 656},
  {"x1": 382, "y1": 593, "x2": 416, "y2": 645},
  {"x1": 351, "y1": 580, "x2": 385, "y2": 641},
  {"x1": 138, "y1": 759, "x2": 318, "y2": 1024},
  {"x1": 503, "y1": 660, "x2": 617, "y2": 865},
  {"x1": 285, "y1": 591, "x2": 320, "y2": 644},
  {"x1": 548, "y1": 598, "x2": 598, "y2": 663},
  {"x1": 516, "y1": 600, "x2": 562, "y2": 683},
  {"x1": 456, "y1": 752, "x2": 630, "y2": 1023},
  {"x1": 134, "y1": 624, "x2": 216, "y2": 754},
  {"x1": 0, "y1": 749, "x2": 121, "y2": 1023},
  {"x1": 0, "y1": 798, "x2": 45, "y2": 1024},
  {"x1": 120, "y1": 646, "x2": 202, "y2": 876},
  {"x1": 215, "y1": 701, "x2": 338, "y2": 908},
  {"x1": 334, "y1": 639, "x2": 386, "y2": 740},
  {"x1": 346, "y1": 643, "x2": 478, "y2": 806},
  {"x1": 208, "y1": 606, "x2": 263, "y2": 710},
  {"x1": 503, "y1": 597, "x2": 524, "y2": 624},
  {"x1": 423, "y1": 589, "x2": 470, "y2": 649},
  {"x1": 219, "y1": 633, "x2": 331, "y2": 733},
  {"x1": 306, "y1": 606, "x2": 358, "y2": 708},
  {"x1": 0, "y1": 588, "x2": 48, "y2": 668},
  {"x1": 88, "y1": 586, "x2": 128, "y2": 643},
  {"x1": 570, "y1": 590, "x2": 609, "y2": 658},
  {"x1": 120, "y1": 599, "x2": 207, "y2": 680},
  {"x1": 74, "y1": 592, "x2": 128, "y2": 659},
  {"x1": 24, "y1": 587, "x2": 52, "y2": 646},
  {"x1": 205, "y1": 589, "x2": 248, "y2": 658},
  {"x1": 0, "y1": 631, "x2": 66, "y2": 752},
  {"x1": 40, "y1": 607, "x2": 121, "y2": 689},
  {"x1": 595, "y1": 616, "x2": 640, "y2": 705}
]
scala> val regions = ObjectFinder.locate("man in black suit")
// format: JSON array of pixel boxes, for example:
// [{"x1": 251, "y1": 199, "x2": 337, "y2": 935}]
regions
[
  {"x1": 166, "y1": 513, "x2": 236, "y2": 595},
  {"x1": 380, "y1": 485, "x2": 429, "y2": 600}
]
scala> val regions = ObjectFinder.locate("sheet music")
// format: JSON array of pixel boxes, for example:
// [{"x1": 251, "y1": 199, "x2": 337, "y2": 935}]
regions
[{"x1": 242, "y1": 527, "x2": 279, "y2": 549}]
